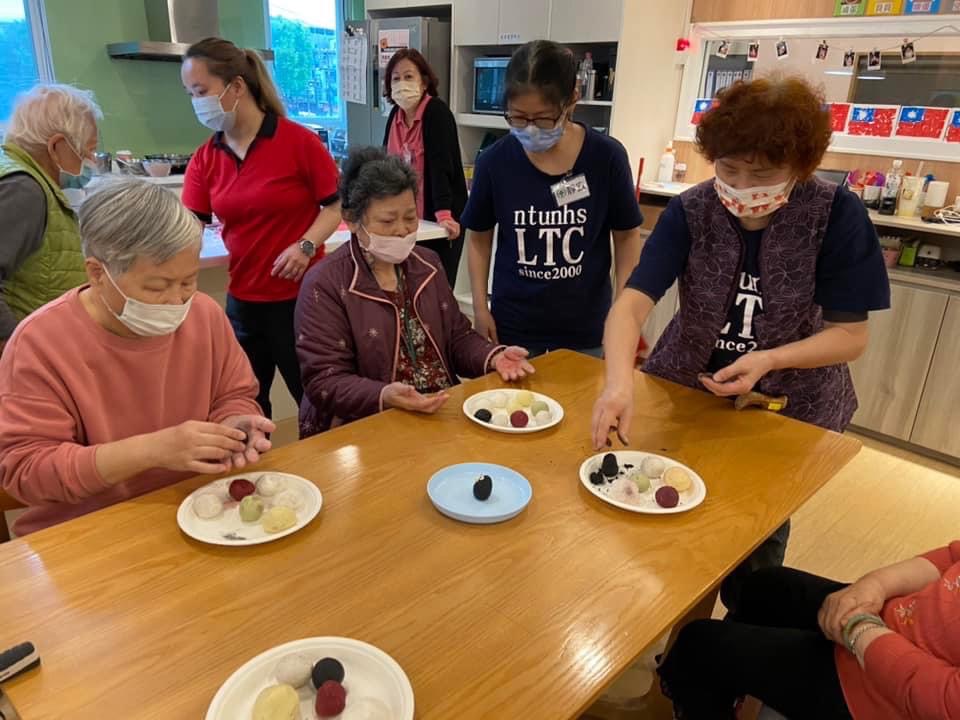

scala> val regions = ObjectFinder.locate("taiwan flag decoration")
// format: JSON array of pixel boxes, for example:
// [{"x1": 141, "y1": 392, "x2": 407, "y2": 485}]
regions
[
  {"x1": 691, "y1": 98, "x2": 714, "y2": 125},
  {"x1": 904, "y1": 0, "x2": 940, "y2": 11},
  {"x1": 945, "y1": 110, "x2": 960, "y2": 143},
  {"x1": 828, "y1": 103, "x2": 852, "y2": 132},
  {"x1": 847, "y1": 105, "x2": 899, "y2": 136},
  {"x1": 895, "y1": 106, "x2": 949, "y2": 139}
]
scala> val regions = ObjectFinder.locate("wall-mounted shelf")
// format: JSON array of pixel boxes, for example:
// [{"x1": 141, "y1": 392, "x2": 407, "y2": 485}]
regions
[
  {"x1": 457, "y1": 113, "x2": 508, "y2": 129},
  {"x1": 868, "y1": 210, "x2": 960, "y2": 239}
]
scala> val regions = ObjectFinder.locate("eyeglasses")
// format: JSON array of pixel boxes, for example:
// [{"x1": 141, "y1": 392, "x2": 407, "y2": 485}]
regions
[{"x1": 503, "y1": 109, "x2": 566, "y2": 130}]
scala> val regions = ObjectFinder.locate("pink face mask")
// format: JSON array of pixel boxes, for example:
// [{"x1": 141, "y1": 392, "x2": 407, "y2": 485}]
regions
[
  {"x1": 361, "y1": 225, "x2": 417, "y2": 264},
  {"x1": 715, "y1": 176, "x2": 795, "y2": 218}
]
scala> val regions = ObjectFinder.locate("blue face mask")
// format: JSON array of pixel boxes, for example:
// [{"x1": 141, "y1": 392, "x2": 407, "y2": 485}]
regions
[
  {"x1": 510, "y1": 123, "x2": 565, "y2": 153},
  {"x1": 57, "y1": 141, "x2": 95, "y2": 190}
]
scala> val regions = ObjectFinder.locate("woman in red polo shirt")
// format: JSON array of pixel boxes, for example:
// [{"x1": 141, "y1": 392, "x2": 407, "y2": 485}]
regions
[
  {"x1": 181, "y1": 37, "x2": 341, "y2": 418},
  {"x1": 382, "y1": 49, "x2": 467, "y2": 287}
]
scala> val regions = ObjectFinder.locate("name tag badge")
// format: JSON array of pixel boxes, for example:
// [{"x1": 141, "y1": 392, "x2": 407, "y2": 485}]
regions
[{"x1": 551, "y1": 174, "x2": 590, "y2": 207}]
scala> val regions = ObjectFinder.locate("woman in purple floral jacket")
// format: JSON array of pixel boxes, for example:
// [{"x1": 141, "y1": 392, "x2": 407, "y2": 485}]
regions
[
  {"x1": 591, "y1": 77, "x2": 890, "y2": 612},
  {"x1": 295, "y1": 147, "x2": 534, "y2": 438}
]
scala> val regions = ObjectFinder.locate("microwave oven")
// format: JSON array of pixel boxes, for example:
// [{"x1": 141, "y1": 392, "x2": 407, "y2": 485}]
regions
[{"x1": 473, "y1": 57, "x2": 511, "y2": 114}]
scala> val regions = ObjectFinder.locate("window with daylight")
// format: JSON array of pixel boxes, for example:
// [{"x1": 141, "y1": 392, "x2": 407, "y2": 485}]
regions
[
  {"x1": 0, "y1": 0, "x2": 52, "y2": 128},
  {"x1": 266, "y1": 0, "x2": 345, "y2": 134}
]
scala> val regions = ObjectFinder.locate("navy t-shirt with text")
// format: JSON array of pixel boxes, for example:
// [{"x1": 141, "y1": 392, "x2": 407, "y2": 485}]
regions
[
  {"x1": 627, "y1": 186, "x2": 891, "y2": 371},
  {"x1": 461, "y1": 125, "x2": 643, "y2": 348}
]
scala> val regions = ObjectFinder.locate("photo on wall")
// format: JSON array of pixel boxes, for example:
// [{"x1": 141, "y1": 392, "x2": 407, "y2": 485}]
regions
[
  {"x1": 866, "y1": 0, "x2": 904, "y2": 13},
  {"x1": 904, "y1": 0, "x2": 940, "y2": 11},
  {"x1": 843, "y1": 49, "x2": 856, "y2": 67},
  {"x1": 747, "y1": 41, "x2": 759, "y2": 62},
  {"x1": 901, "y1": 39, "x2": 917, "y2": 63},
  {"x1": 834, "y1": 0, "x2": 867, "y2": 15},
  {"x1": 867, "y1": 49, "x2": 882, "y2": 70}
]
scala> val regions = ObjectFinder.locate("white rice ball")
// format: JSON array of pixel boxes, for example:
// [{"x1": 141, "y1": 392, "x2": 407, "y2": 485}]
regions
[
  {"x1": 274, "y1": 653, "x2": 312, "y2": 688},
  {"x1": 534, "y1": 410, "x2": 552, "y2": 424},
  {"x1": 490, "y1": 391, "x2": 508, "y2": 409},
  {"x1": 609, "y1": 477, "x2": 642, "y2": 506},
  {"x1": 256, "y1": 474, "x2": 285, "y2": 497},
  {"x1": 193, "y1": 493, "x2": 223, "y2": 520},
  {"x1": 641, "y1": 456, "x2": 667, "y2": 479},
  {"x1": 491, "y1": 410, "x2": 510, "y2": 427},
  {"x1": 272, "y1": 489, "x2": 305, "y2": 512},
  {"x1": 473, "y1": 398, "x2": 494, "y2": 414}
]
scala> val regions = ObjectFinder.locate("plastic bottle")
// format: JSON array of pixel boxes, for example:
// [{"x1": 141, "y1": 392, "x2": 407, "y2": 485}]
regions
[
  {"x1": 879, "y1": 159, "x2": 903, "y2": 215},
  {"x1": 657, "y1": 143, "x2": 676, "y2": 184},
  {"x1": 580, "y1": 53, "x2": 593, "y2": 99}
]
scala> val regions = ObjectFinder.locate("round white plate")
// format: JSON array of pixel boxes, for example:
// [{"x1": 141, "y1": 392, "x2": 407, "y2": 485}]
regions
[
  {"x1": 177, "y1": 472, "x2": 322, "y2": 546},
  {"x1": 462, "y1": 389, "x2": 564, "y2": 434},
  {"x1": 205, "y1": 636, "x2": 414, "y2": 720},
  {"x1": 579, "y1": 451, "x2": 707, "y2": 515}
]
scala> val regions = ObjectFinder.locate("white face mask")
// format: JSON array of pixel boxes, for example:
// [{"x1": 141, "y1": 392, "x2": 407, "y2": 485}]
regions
[
  {"x1": 101, "y1": 268, "x2": 193, "y2": 337},
  {"x1": 715, "y1": 176, "x2": 795, "y2": 218},
  {"x1": 191, "y1": 84, "x2": 238, "y2": 132},
  {"x1": 391, "y1": 80, "x2": 423, "y2": 111},
  {"x1": 361, "y1": 225, "x2": 418, "y2": 265}
]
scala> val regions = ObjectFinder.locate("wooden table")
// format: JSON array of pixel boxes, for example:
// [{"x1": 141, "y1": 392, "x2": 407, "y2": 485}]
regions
[{"x1": 0, "y1": 351, "x2": 860, "y2": 719}]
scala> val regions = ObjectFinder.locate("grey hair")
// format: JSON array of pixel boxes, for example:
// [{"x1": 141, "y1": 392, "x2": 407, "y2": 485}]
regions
[
  {"x1": 339, "y1": 146, "x2": 418, "y2": 222},
  {"x1": 79, "y1": 178, "x2": 202, "y2": 275},
  {"x1": 5, "y1": 83, "x2": 103, "y2": 155}
]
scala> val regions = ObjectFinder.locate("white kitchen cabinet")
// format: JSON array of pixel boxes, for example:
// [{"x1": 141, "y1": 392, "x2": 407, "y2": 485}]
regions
[
  {"x1": 497, "y1": 0, "x2": 550, "y2": 44},
  {"x1": 910, "y1": 296, "x2": 960, "y2": 457},
  {"x1": 550, "y1": 0, "x2": 623, "y2": 44},
  {"x1": 849, "y1": 284, "x2": 948, "y2": 440},
  {"x1": 454, "y1": 0, "x2": 499, "y2": 45}
]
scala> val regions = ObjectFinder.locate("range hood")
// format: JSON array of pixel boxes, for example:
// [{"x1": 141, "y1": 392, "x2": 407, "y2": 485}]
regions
[{"x1": 107, "y1": 0, "x2": 273, "y2": 62}]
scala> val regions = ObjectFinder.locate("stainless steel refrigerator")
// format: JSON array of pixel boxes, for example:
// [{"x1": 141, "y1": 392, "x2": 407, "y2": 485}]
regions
[{"x1": 344, "y1": 17, "x2": 451, "y2": 148}]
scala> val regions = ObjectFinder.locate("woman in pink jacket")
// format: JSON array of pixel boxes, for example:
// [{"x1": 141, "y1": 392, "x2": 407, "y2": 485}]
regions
[
  {"x1": 658, "y1": 544, "x2": 960, "y2": 718},
  {"x1": 0, "y1": 178, "x2": 273, "y2": 535},
  {"x1": 295, "y1": 147, "x2": 534, "y2": 437}
]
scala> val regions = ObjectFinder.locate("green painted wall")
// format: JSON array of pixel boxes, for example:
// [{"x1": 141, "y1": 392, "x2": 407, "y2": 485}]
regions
[{"x1": 45, "y1": 0, "x2": 266, "y2": 154}]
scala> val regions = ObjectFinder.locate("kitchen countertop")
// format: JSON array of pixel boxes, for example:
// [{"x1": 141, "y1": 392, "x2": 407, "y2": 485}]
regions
[
  {"x1": 200, "y1": 220, "x2": 449, "y2": 269},
  {"x1": 637, "y1": 182, "x2": 960, "y2": 293}
]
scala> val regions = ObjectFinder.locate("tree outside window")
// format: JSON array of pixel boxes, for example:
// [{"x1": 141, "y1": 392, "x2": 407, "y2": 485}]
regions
[
  {"x1": 0, "y1": 0, "x2": 41, "y2": 124},
  {"x1": 268, "y1": 1, "x2": 344, "y2": 131}
]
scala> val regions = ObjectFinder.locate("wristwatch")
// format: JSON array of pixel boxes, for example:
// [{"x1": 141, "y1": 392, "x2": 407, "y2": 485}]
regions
[{"x1": 298, "y1": 238, "x2": 317, "y2": 258}]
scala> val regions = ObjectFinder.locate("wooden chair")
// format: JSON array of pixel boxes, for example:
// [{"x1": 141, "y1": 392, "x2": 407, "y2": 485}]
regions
[{"x1": 0, "y1": 490, "x2": 25, "y2": 543}]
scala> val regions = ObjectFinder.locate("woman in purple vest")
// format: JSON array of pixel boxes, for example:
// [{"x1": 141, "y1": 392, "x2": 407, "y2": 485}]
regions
[{"x1": 592, "y1": 76, "x2": 889, "y2": 610}]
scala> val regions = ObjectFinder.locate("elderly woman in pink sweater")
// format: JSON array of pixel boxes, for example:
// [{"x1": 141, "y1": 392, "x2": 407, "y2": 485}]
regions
[{"x1": 0, "y1": 178, "x2": 274, "y2": 535}]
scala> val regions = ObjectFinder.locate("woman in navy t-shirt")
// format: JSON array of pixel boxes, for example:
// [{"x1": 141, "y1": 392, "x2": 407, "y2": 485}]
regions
[{"x1": 461, "y1": 41, "x2": 643, "y2": 356}]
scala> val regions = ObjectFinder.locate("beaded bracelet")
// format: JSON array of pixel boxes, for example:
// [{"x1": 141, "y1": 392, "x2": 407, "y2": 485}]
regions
[
  {"x1": 849, "y1": 621, "x2": 887, "y2": 656},
  {"x1": 843, "y1": 613, "x2": 886, "y2": 652}
]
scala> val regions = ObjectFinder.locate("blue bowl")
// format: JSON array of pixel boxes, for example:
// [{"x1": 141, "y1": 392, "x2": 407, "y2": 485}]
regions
[{"x1": 427, "y1": 463, "x2": 532, "y2": 524}]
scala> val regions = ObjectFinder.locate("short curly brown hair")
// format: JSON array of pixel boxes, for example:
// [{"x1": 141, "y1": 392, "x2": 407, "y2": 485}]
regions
[{"x1": 696, "y1": 76, "x2": 832, "y2": 180}]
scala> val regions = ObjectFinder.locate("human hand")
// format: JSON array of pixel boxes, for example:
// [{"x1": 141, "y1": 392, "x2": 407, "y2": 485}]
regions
[
  {"x1": 222, "y1": 414, "x2": 276, "y2": 469},
  {"x1": 271, "y1": 243, "x2": 311, "y2": 282},
  {"x1": 699, "y1": 351, "x2": 775, "y2": 397},
  {"x1": 382, "y1": 382, "x2": 450, "y2": 414},
  {"x1": 148, "y1": 420, "x2": 249, "y2": 475},
  {"x1": 818, "y1": 577, "x2": 887, "y2": 644},
  {"x1": 473, "y1": 306, "x2": 499, "y2": 344},
  {"x1": 591, "y1": 384, "x2": 633, "y2": 450},
  {"x1": 439, "y1": 217, "x2": 461, "y2": 239},
  {"x1": 493, "y1": 346, "x2": 535, "y2": 381}
]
